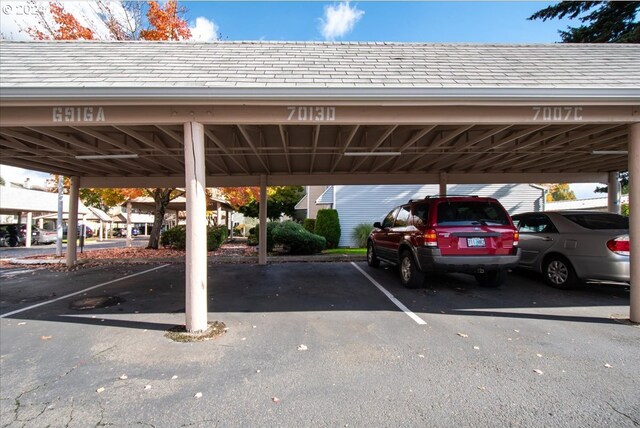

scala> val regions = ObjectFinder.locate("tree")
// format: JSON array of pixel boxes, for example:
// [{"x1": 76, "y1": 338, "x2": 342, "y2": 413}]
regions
[
  {"x1": 27, "y1": 2, "x2": 95, "y2": 40},
  {"x1": 529, "y1": 1, "x2": 640, "y2": 43},
  {"x1": 34, "y1": 2, "x2": 192, "y2": 250},
  {"x1": 230, "y1": 186, "x2": 304, "y2": 221},
  {"x1": 139, "y1": 0, "x2": 191, "y2": 40},
  {"x1": 546, "y1": 183, "x2": 577, "y2": 202},
  {"x1": 80, "y1": 188, "x2": 143, "y2": 212},
  {"x1": 594, "y1": 171, "x2": 629, "y2": 194},
  {"x1": 24, "y1": 0, "x2": 190, "y2": 42}
]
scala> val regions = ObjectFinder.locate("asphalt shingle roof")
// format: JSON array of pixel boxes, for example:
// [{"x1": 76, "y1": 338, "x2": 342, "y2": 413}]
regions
[{"x1": 1, "y1": 41, "x2": 639, "y2": 89}]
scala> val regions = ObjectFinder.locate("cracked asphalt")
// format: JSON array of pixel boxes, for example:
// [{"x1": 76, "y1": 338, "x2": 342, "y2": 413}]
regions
[{"x1": 0, "y1": 262, "x2": 639, "y2": 427}]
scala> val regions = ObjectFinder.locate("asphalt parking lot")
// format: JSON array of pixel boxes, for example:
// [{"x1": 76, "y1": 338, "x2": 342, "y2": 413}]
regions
[{"x1": 0, "y1": 262, "x2": 638, "y2": 427}]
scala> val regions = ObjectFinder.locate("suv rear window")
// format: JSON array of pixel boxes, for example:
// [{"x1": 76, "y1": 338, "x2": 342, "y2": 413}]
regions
[
  {"x1": 436, "y1": 201, "x2": 510, "y2": 226},
  {"x1": 560, "y1": 213, "x2": 629, "y2": 230}
]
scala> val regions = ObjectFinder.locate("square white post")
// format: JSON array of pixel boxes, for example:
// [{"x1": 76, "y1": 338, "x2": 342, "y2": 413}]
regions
[
  {"x1": 25, "y1": 212, "x2": 32, "y2": 248},
  {"x1": 608, "y1": 171, "x2": 621, "y2": 214},
  {"x1": 259, "y1": 175, "x2": 268, "y2": 265},
  {"x1": 185, "y1": 121, "x2": 208, "y2": 333},
  {"x1": 126, "y1": 200, "x2": 133, "y2": 247},
  {"x1": 629, "y1": 123, "x2": 639, "y2": 323},
  {"x1": 439, "y1": 172, "x2": 447, "y2": 197},
  {"x1": 56, "y1": 176, "x2": 63, "y2": 256},
  {"x1": 66, "y1": 176, "x2": 79, "y2": 267}
]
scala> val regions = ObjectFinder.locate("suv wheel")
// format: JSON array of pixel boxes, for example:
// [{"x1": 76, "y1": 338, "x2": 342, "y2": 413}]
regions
[
  {"x1": 543, "y1": 255, "x2": 577, "y2": 289},
  {"x1": 367, "y1": 242, "x2": 380, "y2": 268},
  {"x1": 475, "y1": 271, "x2": 507, "y2": 288},
  {"x1": 399, "y1": 251, "x2": 424, "y2": 289},
  {"x1": 7, "y1": 235, "x2": 19, "y2": 247}
]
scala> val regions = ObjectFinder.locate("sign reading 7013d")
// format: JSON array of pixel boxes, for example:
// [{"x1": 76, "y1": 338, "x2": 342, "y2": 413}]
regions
[{"x1": 287, "y1": 106, "x2": 336, "y2": 122}]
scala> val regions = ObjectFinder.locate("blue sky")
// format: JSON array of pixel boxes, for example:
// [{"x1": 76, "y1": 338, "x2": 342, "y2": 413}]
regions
[{"x1": 184, "y1": 1, "x2": 576, "y2": 43}]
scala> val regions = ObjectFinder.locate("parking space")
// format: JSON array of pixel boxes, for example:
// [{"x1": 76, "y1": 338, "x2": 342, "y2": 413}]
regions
[{"x1": 0, "y1": 262, "x2": 638, "y2": 427}]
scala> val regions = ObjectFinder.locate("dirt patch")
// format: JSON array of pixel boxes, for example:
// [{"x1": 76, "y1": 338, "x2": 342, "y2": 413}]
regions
[{"x1": 164, "y1": 321, "x2": 227, "y2": 342}]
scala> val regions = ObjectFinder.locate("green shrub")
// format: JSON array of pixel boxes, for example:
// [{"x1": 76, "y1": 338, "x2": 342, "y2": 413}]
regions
[
  {"x1": 273, "y1": 221, "x2": 326, "y2": 255},
  {"x1": 622, "y1": 203, "x2": 629, "y2": 217},
  {"x1": 207, "y1": 225, "x2": 228, "y2": 251},
  {"x1": 314, "y1": 209, "x2": 341, "y2": 249},
  {"x1": 303, "y1": 218, "x2": 316, "y2": 233},
  {"x1": 250, "y1": 222, "x2": 277, "y2": 252},
  {"x1": 160, "y1": 225, "x2": 228, "y2": 251},
  {"x1": 351, "y1": 223, "x2": 374, "y2": 248},
  {"x1": 160, "y1": 225, "x2": 186, "y2": 250}
]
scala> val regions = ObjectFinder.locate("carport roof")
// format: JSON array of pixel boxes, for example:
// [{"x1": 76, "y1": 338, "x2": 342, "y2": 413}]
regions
[
  {"x1": 0, "y1": 41, "x2": 637, "y2": 187},
  {"x1": 1, "y1": 41, "x2": 639, "y2": 99}
]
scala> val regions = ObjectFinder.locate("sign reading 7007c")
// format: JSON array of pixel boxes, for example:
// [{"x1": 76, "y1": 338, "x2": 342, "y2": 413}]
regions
[{"x1": 287, "y1": 106, "x2": 336, "y2": 122}]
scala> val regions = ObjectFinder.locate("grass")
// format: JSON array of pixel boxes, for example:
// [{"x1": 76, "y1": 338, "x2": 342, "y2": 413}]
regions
[{"x1": 322, "y1": 248, "x2": 366, "y2": 255}]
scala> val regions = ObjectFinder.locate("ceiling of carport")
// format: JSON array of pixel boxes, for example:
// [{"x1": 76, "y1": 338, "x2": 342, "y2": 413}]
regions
[{"x1": 0, "y1": 123, "x2": 630, "y2": 179}]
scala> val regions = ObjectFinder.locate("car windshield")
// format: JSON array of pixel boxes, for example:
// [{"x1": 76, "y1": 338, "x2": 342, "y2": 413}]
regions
[
  {"x1": 436, "y1": 201, "x2": 510, "y2": 226},
  {"x1": 560, "y1": 213, "x2": 629, "y2": 230}
]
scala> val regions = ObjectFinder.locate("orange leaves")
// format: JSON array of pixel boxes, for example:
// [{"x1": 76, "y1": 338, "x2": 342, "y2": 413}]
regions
[
  {"x1": 139, "y1": 1, "x2": 191, "y2": 41},
  {"x1": 218, "y1": 187, "x2": 261, "y2": 209},
  {"x1": 27, "y1": 1, "x2": 94, "y2": 40}
]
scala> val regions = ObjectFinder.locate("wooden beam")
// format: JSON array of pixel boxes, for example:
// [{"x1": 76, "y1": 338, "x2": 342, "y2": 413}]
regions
[
  {"x1": 371, "y1": 125, "x2": 437, "y2": 172},
  {"x1": 204, "y1": 127, "x2": 250, "y2": 174},
  {"x1": 349, "y1": 125, "x2": 398, "y2": 172},
  {"x1": 309, "y1": 125, "x2": 321, "y2": 173},
  {"x1": 278, "y1": 125, "x2": 292, "y2": 174},
  {"x1": 329, "y1": 125, "x2": 359, "y2": 173},
  {"x1": 390, "y1": 125, "x2": 473, "y2": 172},
  {"x1": 237, "y1": 125, "x2": 270, "y2": 173}
]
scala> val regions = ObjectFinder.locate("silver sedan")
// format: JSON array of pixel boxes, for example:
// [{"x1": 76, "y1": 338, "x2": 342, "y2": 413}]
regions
[{"x1": 511, "y1": 211, "x2": 629, "y2": 288}]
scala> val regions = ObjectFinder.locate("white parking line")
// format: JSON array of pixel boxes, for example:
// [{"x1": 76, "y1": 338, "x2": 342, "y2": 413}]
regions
[
  {"x1": 0, "y1": 264, "x2": 170, "y2": 318},
  {"x1": 350, "y1": 262, "x2": 427, "y2": 325}
]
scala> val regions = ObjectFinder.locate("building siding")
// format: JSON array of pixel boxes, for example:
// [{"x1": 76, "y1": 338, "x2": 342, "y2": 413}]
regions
[{"x1": 334, "y1": 184, "x2": 544, "y2": 247}]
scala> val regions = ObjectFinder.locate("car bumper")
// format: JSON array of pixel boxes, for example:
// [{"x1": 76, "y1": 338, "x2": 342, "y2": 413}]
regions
[
  {"x1": 571, "y1": 255, "x2": 630, "y2": 284},
  {"x1": 416, "y1": 248, "x2": 521, "y2": 274}
]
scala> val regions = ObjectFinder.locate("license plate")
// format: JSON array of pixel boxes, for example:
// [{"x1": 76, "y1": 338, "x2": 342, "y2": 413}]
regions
[{"x1": 467, "y1": 237, "x2": 485, "y2": 247}]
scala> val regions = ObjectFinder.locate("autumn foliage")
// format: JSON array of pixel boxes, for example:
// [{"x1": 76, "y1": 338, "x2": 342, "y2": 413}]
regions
[
  {"x1": 28, "y1": 2, "x2": 94, "y2": 40},
  {"x1": 26, "y1": 0, "x2": 190, "y2": 42},
  {"x1": 218, "y1": 187, "x2": 262, "y2": 209},
  {"x1": 139, "y1": 1, "x2": 191, "y2": 41}
]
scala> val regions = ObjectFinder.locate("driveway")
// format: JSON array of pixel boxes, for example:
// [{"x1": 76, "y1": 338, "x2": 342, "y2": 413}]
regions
[{"x1": 0, "y1": 262, "x2": 638, "y2": 427}]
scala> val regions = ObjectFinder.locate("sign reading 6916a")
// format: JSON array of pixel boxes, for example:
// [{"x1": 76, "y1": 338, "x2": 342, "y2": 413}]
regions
[{"x1": 287, "y1": 106, "x2": 336, "y2": 122}]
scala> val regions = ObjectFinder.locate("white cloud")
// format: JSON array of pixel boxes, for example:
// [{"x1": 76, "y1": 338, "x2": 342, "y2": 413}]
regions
[
  {"x1": 319, "y1": 1, "x2": 364, "y2": 40},
  {"x1": 189, "y1": 16, "x2": 219, "y2": 42}
]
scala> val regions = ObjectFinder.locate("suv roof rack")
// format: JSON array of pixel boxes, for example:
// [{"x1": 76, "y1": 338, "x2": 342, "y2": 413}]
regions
[{"x1": 408, "y1": 195, "x2": 480, "y2": 203}]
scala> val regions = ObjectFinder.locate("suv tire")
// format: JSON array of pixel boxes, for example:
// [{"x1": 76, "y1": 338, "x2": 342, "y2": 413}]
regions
[
  {"x1": 7, "y1": 235, "x2": 19, "y2": 247},
  {"x1": 543, "y1": 255, "x2": 578, "y2": 289},
  {"x1": 367, "y1": 241, "x2": 380, "y2": 268},
  {"x1": 475, "y1": 271, "x2": 507, "y2": 288},
  {"x1": 399, "y1": 251, "x2": 424, "y2": 289}
]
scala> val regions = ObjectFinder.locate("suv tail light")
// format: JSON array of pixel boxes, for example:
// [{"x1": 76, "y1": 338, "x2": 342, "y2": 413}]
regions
[
  {"x1": 424, "y1": 229, "x2": 437, "y2": 247},
  {"x1": 513, "y1": 231, "x2": 519, "y2": 246},
  {"x1": 607, "y1": 235, "x2": 629, "y2": 256}
]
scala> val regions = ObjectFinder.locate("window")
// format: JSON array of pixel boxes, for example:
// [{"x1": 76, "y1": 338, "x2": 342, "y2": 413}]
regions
[
  {"x1": 382, "y1": 208, "x2": 399, "y2": 228},
  {"x1": 436, "y1": 202, "x2": 510, "y2": 226},
  {"x1": 517, "y1": 215, "x2": 558, "y2": 233},
  {"x1": 412, "y1": 203, "x2": 429, "y2": 226},
  {"x1": 394, "y1": 206, "x2": 411, "y2": 227},
  {"x1": 561, "y1": 213, "x2": 628, "y2": 230}
]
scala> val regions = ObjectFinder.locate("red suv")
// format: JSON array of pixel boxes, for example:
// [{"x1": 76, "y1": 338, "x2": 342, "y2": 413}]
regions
[{"x1": 367, "y1": 196, "x2": 521, "y2": 288}]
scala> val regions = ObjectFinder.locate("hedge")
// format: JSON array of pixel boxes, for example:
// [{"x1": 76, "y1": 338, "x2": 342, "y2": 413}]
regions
[
  {"x1": 160, "y1": 225, "x2": 228, "y2": 251},
  {"x1": 303, "y1": 218, "x2": 316, "y2": 233},
  {"x1": 314, "y1": 209, "x2": 341, "y2": 249},
  {"x1": 272, "y1": 221, "x2": 326, "y2": 255},
  {"x1": 248, "y1": 222, "x2": 277, "y2": 251}
]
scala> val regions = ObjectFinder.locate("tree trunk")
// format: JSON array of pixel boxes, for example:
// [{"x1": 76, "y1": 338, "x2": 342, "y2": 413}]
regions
[{"x1": 147, "y1": 188, "x2": 171, "y2": 249}]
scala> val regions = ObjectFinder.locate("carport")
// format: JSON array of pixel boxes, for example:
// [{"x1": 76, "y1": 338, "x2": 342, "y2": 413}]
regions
[{"x1": 0, "y1": 41, "x2": 638, "y2": 331}]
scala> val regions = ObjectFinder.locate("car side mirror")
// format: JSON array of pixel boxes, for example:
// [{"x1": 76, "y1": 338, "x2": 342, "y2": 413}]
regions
[{"x1": 373, "y1": 222, "x2": 382, "y2": 228}]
